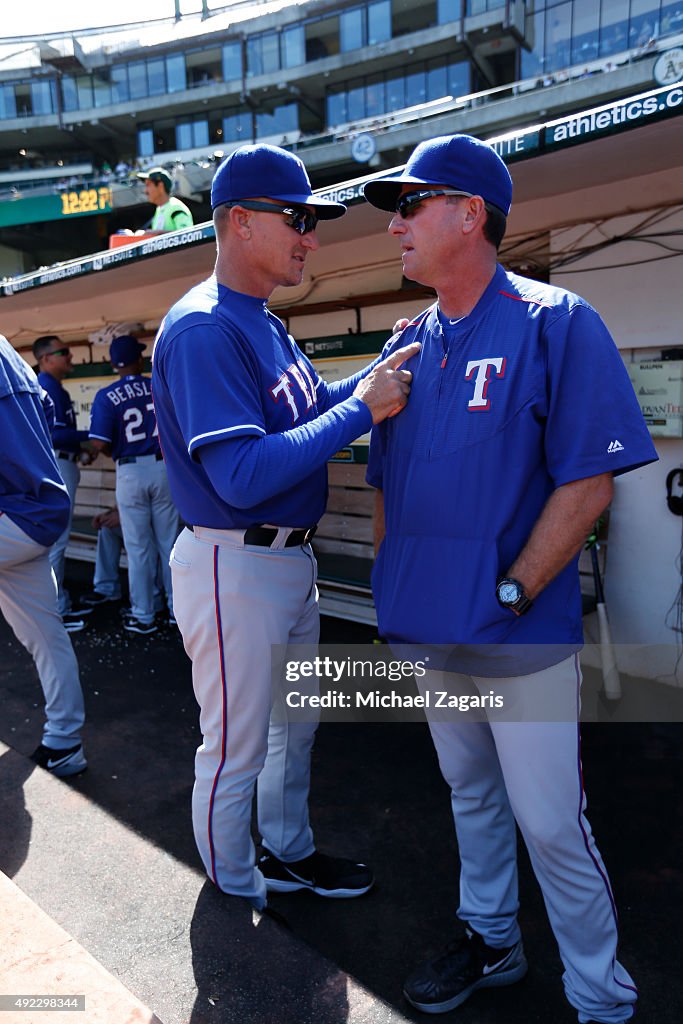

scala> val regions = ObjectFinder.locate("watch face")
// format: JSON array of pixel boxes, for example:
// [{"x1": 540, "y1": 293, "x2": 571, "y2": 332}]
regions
[{"x1": 498, "y1": 582, "x2": 521, "y2": 604}]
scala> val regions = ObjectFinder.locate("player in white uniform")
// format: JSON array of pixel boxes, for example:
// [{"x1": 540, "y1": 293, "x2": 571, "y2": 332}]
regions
[
  {"x1": 152, "y1": 144, "x2": 419, "y2": 910},
  {"x1": 363, "y1": 135, "x2": 657, "y2": 1023}
]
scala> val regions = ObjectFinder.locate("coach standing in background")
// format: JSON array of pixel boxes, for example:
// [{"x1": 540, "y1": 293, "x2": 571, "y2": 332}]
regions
[
  {"x1": 88, "y1": 335, "x2": 179, "y2": 635},
  {"x1": 0, "y1": 335, "x2": 86, "y2": 777},
  {"x1": 33, "y1": 335, "x2": 92, "y2": 632},
  {"x1": 363, "y1": 134, "x2": 657, "y2": 1024},
  {"x1": 152, "y1": 144, "x2": 418, "y2": 912},
  {"x1": 136, "y1": 167, "x2": 193, "y2": 233}
]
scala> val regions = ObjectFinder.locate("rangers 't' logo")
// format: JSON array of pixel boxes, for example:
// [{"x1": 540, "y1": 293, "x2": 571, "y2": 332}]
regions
[{"x1": 465, "y1": 358, "x2": 506, "y2": 411}]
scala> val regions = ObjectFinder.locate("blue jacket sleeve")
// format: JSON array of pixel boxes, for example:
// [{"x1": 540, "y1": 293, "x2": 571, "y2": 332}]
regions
[{"x1": 199, "y1": 396, "x2": 372, "y2": 508}]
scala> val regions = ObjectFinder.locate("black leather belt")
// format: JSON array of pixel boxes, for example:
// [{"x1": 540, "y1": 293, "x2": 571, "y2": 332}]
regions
[
  {"x1": 244, "y1": 525, "x2": 317, "y2": 548},
  {"x1": 187, "y1": 524, "x2": 316, "y2": 547},
  {"x1": 55, "y1": 450, "x2": 77, "y2": 462},
  {"x1": 118, "y1": 452, "x2": 163, "y2": 465}
]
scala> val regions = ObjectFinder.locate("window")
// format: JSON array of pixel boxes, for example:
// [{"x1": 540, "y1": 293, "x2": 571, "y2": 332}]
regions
[
  {"x1": 599, "y1": 0, "x2": 629, "y2": 56},
  {"x1": 437, "y1": 0, "x2": 459, "y2": 23},
  {"x1": 222, "y1": 40, "x2": 242, "y2": 81},
  {"x1": 368, "y1": 0, "x2": 391, "y2": 44},
  {"x1": 176, "y1": 116, "x2": 209, "y2": 150},
  {"x1": 405, "y1": 66, "x2": 427, "y2": 106},
  {"x1": 152, "y1": 119, "x2": 176, "y2": 153},
  {"x1": 223, "y1": 108, "x2": 252, "y2": 142},
  {"x1": 247, "y1": 33, "x2": 280, "y2": 76},
  {"x1": 166, "y1": 54, "x2": 187, "y2": 93},
  {"x1": 186, "y1": 46, "x2": 222, "y2": 87},
  {"x1": 571, "y1": 0, "x2": 599, "y2": 64},
  {"x1": 426, "y1": 60, "x2": 448, "y2": 100},
  {"x1": 256, "y1": 101, "x2": 297, "y2": 139},
  {"x1": 0, "y1": 84, "x2": 17, "y2": 118},
  {"x1": 13, "y1": 83, "x2": 32, "y2": 117},
  {"x1": 283, "y1": 25, "x2": 305, "y2": 68},
  {"x1": 128, "y1": 62, "x2": 148, "y2": 100},
  {"x1": 545, "y1": 1, "x2": 572, "y2": 71},
  {"x1": 347, "y1": 83, "x2": 365, "y2": 120},
  {"x1": 137, "y1": 125, "x2": 154, "y2": 157},
  {"x1": 147, "y1": 58, "x2": 166, "y2": 96},
  {"x1": 305, "y1": 14, "x2": 340, "y2": 59},
  {"x1": 365, "y1": 73, "x2": 385, "y2": 116},
  {"x1": 326, "y1": 87, "x2": 347, "y2": 126},
  {"x1": 31, "y1": 79, "x2": 56, "y2": 115},
  {"x1": 386, "y1": 72, "x2": 406, "y2": 110},
  {"x1": 61, "y1": 77, "x2": 78, "y2": 112},
  {"x1": 76, "y1": 75, "x2": 93, "y2": 110},
  {"x1": 111, "y1": 65, "x2": 130, "y2": 104},
  {"x1": 447, "y1": 59, "x2": 470, "y2": 97},
  {"x1": 394, "y1": 0, "x2": 436, "y2": 35},
  {"x1": 340, "y1": 7, "x2": 364, "y2": 51}
]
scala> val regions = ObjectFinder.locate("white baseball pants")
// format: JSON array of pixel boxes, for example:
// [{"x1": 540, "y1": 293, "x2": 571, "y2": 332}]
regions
[{"x1": 171, "y1": 525, "x2": 320, "y2": 909}]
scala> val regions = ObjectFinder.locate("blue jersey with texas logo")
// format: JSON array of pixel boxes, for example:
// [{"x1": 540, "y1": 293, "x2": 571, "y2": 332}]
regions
[
  {"x1": 89, "y1": 374, "x2": 160, "y2": 462},
  {"x1": 151, "y1": 277, "x2": 352, "y2": 528},
  {"x1": 367, "y1": 264, "x2": 657, "y2": 668}
]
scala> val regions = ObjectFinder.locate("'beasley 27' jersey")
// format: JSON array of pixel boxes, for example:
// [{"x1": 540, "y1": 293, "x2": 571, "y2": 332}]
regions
[
  {"x1": 367, "y1": 264, "x2": 657, "y2": 670},
  {"x1": 89, "y1": 374, "x2": 160, "y2": 462}
]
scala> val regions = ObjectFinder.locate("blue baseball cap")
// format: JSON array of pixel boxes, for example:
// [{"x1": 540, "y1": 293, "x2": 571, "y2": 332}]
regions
[
  {"x1": 210, "y1": 144, "x2": 346, "y2": 219},
  {"x1": 110, "y1": 335, "x2": 146, "y2": 367},
  {"x1": 362, "y1": 134, "x2": 512, "y2": 216}
]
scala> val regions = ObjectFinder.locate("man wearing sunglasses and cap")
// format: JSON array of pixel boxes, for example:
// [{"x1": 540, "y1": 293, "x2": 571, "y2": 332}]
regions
[
  {"x1": 152, "y1": 144, "x2": 419, "y2": 911},
  {"x1": 363, "y1": 135, "x2": 656, "y2": 1023}
]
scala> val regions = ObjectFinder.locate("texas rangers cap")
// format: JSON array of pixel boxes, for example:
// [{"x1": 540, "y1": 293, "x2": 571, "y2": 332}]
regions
[
  {"x1": 362, "y1": 134, "x2": 512, "y2": 216},
  {"x1": 210, "y1": 144, "x2": 346, "y2": 219},
  {"x1": 110, "y1": 335, "x2": 146, "y2": 367},
  {"x1": 136, "y1": 166, "x2": 173, "y2": 191}
]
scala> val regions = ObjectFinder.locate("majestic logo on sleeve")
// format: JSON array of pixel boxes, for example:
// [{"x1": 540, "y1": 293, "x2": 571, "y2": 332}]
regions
[
  {"x1": 270, "y1": 360, "x2": 318, "y2": 423},
  {"x1": 465, "y1": 358, "x2": 506, "y2": 411}
]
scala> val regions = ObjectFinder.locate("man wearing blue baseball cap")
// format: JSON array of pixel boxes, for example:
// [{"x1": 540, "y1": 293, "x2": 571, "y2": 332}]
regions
[
  {"x1": 88, "y1": 335, "x2": 179, "y2": 635},
  {"x1": 151, "y1": 144, "x2": 420, "y2": 911},
  {"x1": 363, "y1": 134, "x2": 655, "y2": 1023}
]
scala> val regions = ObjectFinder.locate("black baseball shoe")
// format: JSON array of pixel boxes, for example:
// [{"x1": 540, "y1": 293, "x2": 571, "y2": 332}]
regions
[
  {"x1": 259, "y1": 848, "x2": 374, "y2": 898},
  {"x1": 31, "y1": 742, "x2": 87, "y2": 778},
  {"x1": 403, "y1": 927, "x2": 528, "y2": 1014},
  {"x1": 122, "y1": 615, "x2": 157, "y2": 635},
  {"x1": 80, "y1": 590, "x2": 120, "y2": 606}
]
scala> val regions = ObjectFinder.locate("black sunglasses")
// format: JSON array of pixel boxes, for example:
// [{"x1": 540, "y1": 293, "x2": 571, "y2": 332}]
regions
[
  {"x1": 45, "y1": 347, "x2": 70, "y2": 357},
  {"x1": 224, "y1": 199, "x2": 318, "y2": 235},
  {"x1": 395, "y1": 189, "x2": 474, "y2": 219}
]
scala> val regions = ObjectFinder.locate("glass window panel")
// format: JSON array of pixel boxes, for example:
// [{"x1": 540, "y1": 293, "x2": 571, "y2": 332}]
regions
[
  {"x1": 386, "y1": 73, "x2": 405, "y2": 110},
  {"x1": 91, "y1": 72, "x2": 112, "y2": 108},
  {"x1": 571, "y1": 0, "x2": 600, "y2": 64},
  {"x1": 447, "y1": 59, "x2": 470, "y2": 96},
  {"x1": 347, "y1": 83, "x2": 365, "y2": 120},
  {"x1": 365, "y1": 73, "x2": 385, "y2": 116},
  {"x1": 166, "y1": 54, "x2": 187, "y2": 93},
  {"x1": 368, "y1": 1, "x2": 391, "y2": 44},
  {"x1": 599, "y1": 0, "x2": 629, "y2": 55},
  {"x1": 437, "y1": 0, "x2": 459, "y2": 24},
  {"x1": 246, "y1": 37, "x2": 263, "y2": 76},
  {"x1": 61, "y1": 76, "x2": 78, "y2": 112},
  {"x1": 137, "y1": 125, "x2": 154, "y2": 157},
  {"x1": 521, "y1": 10, "x2": 546, "y2": 77},
  {"x1": 13, "y1": 83, "x2": 32, "y2": 116},
  {"x1": 223, "y1": 40, "x2": 242, "y2": 80},
  {"x1": 256, "y1": 101, "x2": 297, "y2": 138},
  {"x1": 426, "y1": 60, "x2": 448, "y2": 100},
  {"x1": 341, "y1": 8, "x2": 364, "y2": 51},
  {"x1": 193, "y1": 118, "x2": 209, "y2": 148},
  {"x1": 0, "y1": 84, "x2": 17, "y2": 118},
  {"x1": 545, "y1": 2, "x2": 572, "y2": 71},
  {"x1": 186, "y1": 46, "x2": 222, "y2": 86},
  {"x1": 662, "y1": 1, "x2": 683, "y2": 36},
  {"x1": 326, "y1": 88, "x2": 347, "y2": 126},
  {"x1": 260, "y1": 33, "x2": 280, "y2": 74},
  {"x1": 111, "y1": 65, "x2": 129, "y2": 103},
  {"x1": 128, "y1": 61, "x2": 148, "y2": 99},
  {"x1": 153, "y1": 119, "x2": 175, "y2": 152},
  {"x1": 629, "y1": 2, "x2": 660, "y2": 46},
  {"x1": 76, "y1": 75, "x2": 93, "y2": 109},
  {"x1": 31, "y1": 79, "x2": 56, "y2": 115},
  {"x1": 283, "y1": 25, "x2": 305, "y2": 68},
  {"x1": 223, "y1": 108, "x2": 252, "y2": 142},
  {"x1": 405, "y1": 67, "x2": 426, "y2": 105},
  {"x1": 176, "y1": 119, "x2": 194, "y2": 150},
  {"x1": 146, "y1": 58, "x2": 166, "y2": 96}
]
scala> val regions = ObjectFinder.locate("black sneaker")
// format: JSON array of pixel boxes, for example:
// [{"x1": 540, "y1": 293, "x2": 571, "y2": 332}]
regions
[
  {"x1": 31, "y1": 742, "x2": 87, "y2": 778},
  {"x1": 67, "y1": 604, "x2": 93, "y2": 617},
  {"x1": 81, "y1": 590, "x2": 119, "y2": 606},
  {"x1": 403, "y1": 927, "x2": 527, "y2": 1014},
  {"x1": 62, "y1": 613, "x2": 86, "y2": 633},
  {"x1": 259, "y1": 848, "x2": 374, "y2": 898},
  {"x1": 122, "y1": 615, "x2": 157, "y2": 635}
]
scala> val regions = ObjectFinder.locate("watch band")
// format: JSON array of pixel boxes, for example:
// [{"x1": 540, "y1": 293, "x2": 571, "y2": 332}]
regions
[{"x1": 496, "y1": 577, "x2": 533, "y2": 616}]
